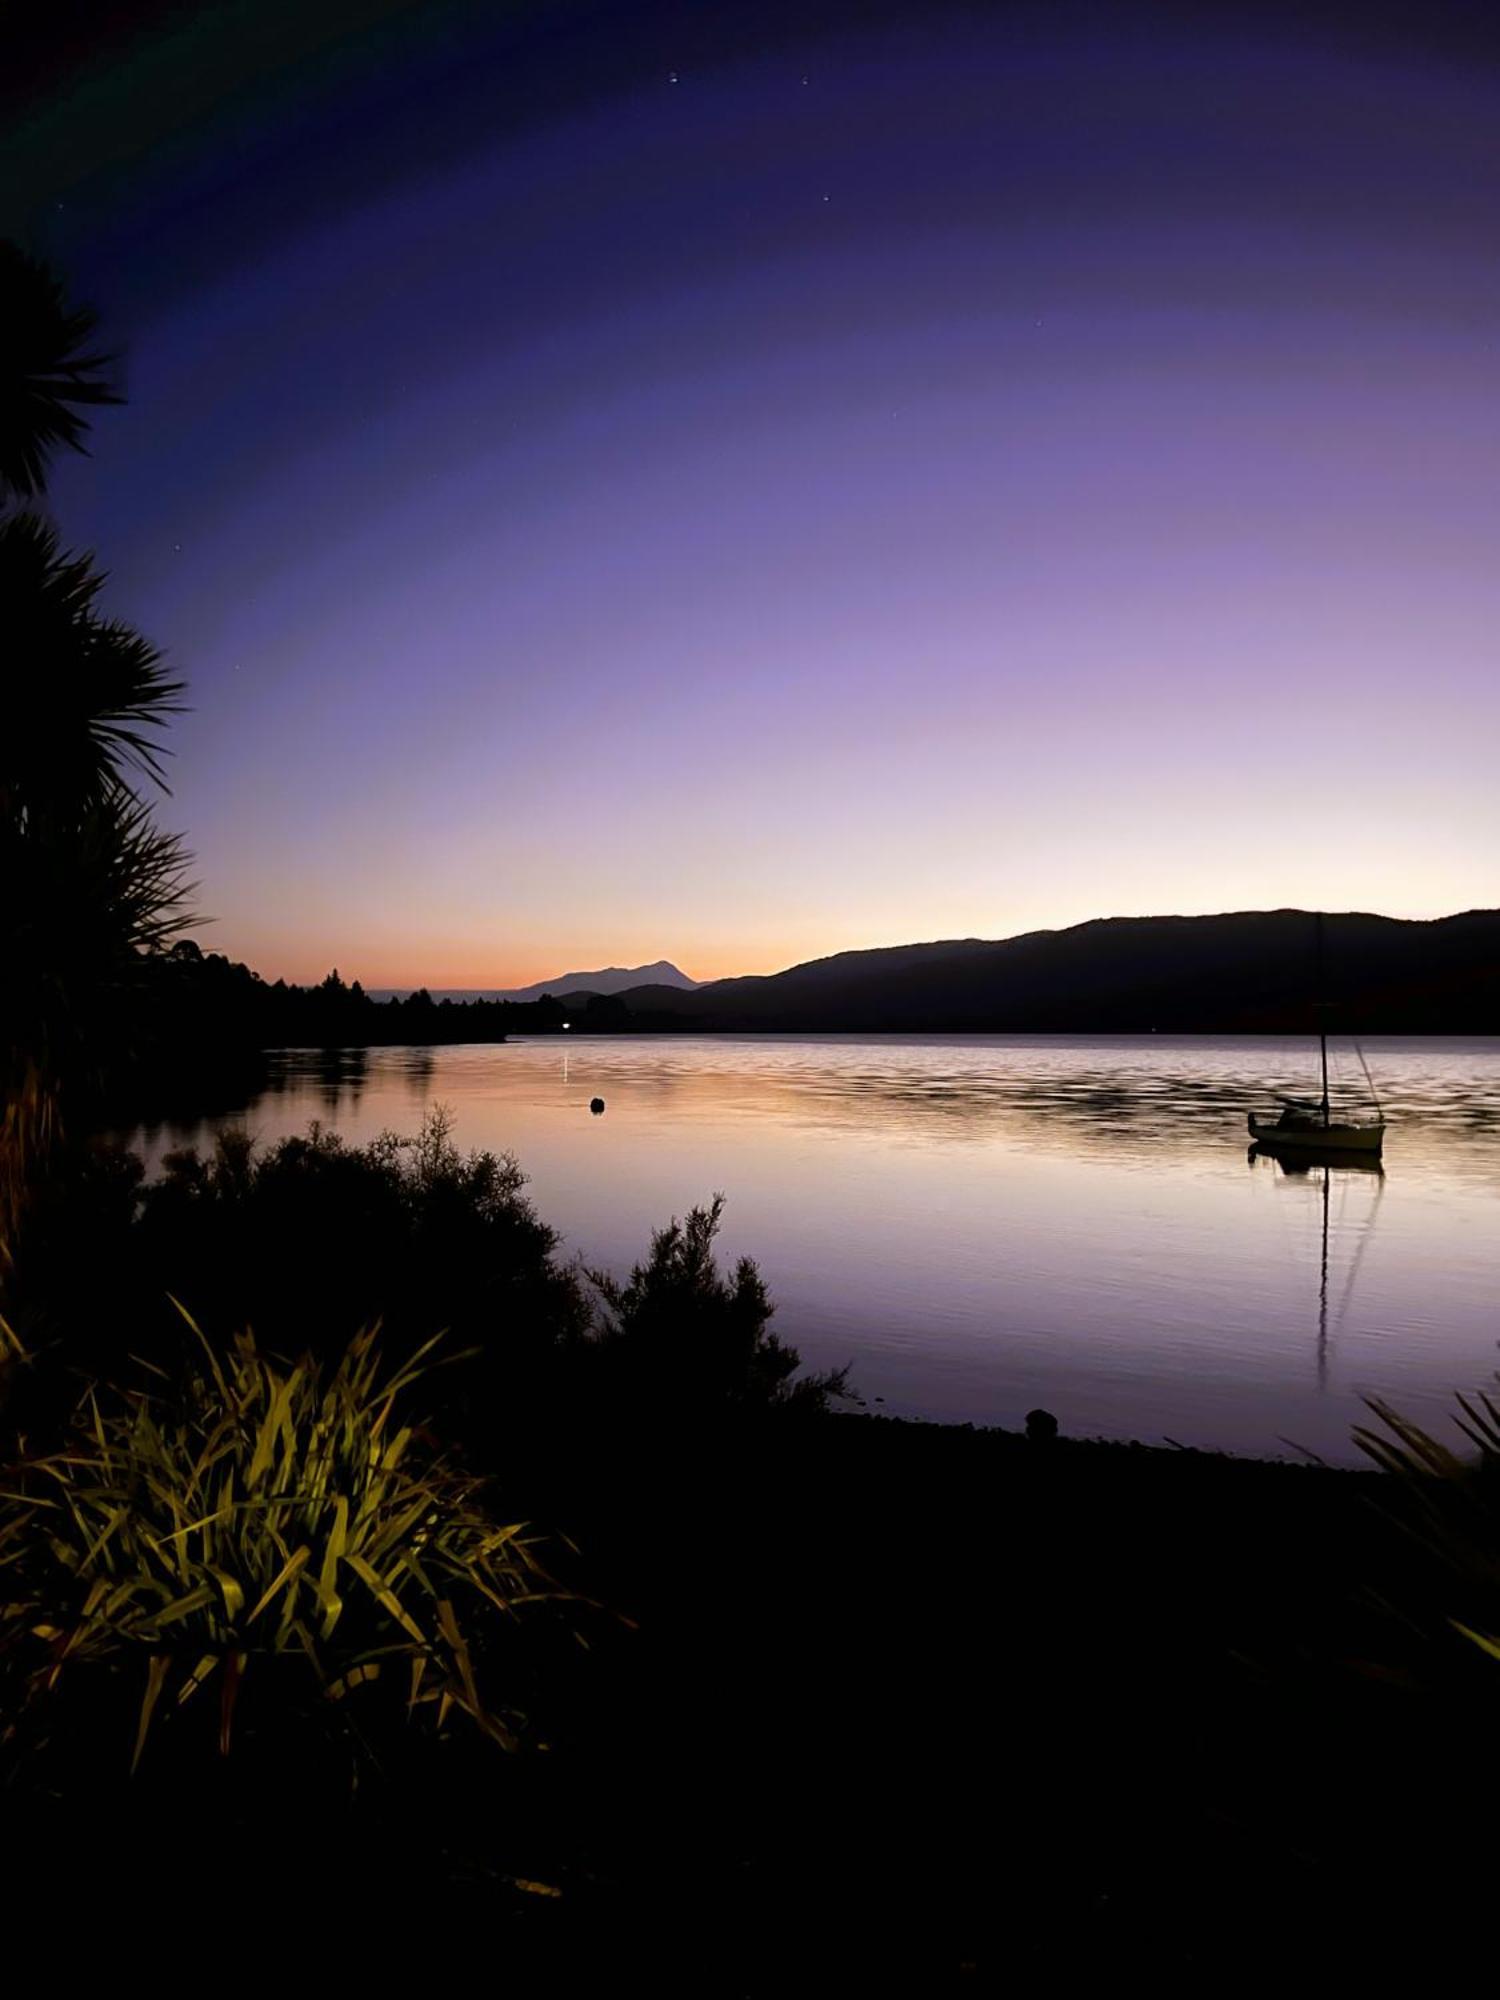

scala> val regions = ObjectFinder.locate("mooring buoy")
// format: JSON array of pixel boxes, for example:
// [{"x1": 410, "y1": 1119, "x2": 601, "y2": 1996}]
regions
[{"x1": 590, "y1": 1097, "x2": 605, "y2": 1115}]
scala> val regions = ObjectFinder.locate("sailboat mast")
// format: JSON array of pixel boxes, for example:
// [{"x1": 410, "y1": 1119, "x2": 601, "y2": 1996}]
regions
[
  {"x1": 1317, "y1": 1164, "x2": 1330, "y2": 1388},
  {"x1": 1320, "y1": 1025, "x2": 1329, "y2": 1127},
  {"x1": 1316, "y1": 913, "x2": 1330, "y2": 1128}
]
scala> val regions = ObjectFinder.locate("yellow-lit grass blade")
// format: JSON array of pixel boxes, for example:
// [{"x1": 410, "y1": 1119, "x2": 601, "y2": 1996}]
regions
[
  {"x1": 177, "y1": 1652, "x2": 220, "y2": 1704},
  {"x1": 328, "y1": 1661, "x2": 381, "y2": 1700},
  {"x1": 343, "y1": 1551, "x2": 428, "y2": 1647},
  {"x1": 1453, "y1": 1622, "x2": 1500, "y2": 1664},
  {"x1": 132, "y1": 1655, "x2": 170, "y2": 1774},
  {"x1": 146, "y1": 1582, "x2": 217, "y2": 1630},
  {"x1": 247, "y1": 1545, "x2": 310, "y2": 1625},
  {"x1": 206, "y1": 1565, "x2": 245, "y2": 1624},
  {"x1": 435, "y1": 1595, "x2": 514, "y2": 1748},
  {"x1": 247, "y1": 1368, "x2": 302, "y2": 1491},
  {"x1": 316, "y1": 1495, "x2": 349, "y2": 1639}
]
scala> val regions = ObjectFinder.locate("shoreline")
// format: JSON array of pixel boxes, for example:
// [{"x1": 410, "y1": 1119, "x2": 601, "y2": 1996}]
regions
[{"x1": 829, "y1": 1404, "x2": 1371, "y2": 1472}]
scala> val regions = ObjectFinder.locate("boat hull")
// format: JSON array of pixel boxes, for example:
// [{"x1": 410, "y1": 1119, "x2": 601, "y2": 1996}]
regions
[{"x1": 1248, "y1": 1114, "x2": 1385, "y2": 1154}]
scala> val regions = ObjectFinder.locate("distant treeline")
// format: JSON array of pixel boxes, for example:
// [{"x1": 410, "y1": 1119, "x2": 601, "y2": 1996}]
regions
[
  {"x1": 114, "y1": 941, "x2": 605, "y2": 1116},
  {"x1": 154, "y1": 941, "x2": 627, "y2": 1041}
]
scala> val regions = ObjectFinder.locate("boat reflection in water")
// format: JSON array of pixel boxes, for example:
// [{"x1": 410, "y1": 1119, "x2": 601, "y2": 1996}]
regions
[
  {"x1": 1250, "y1": 1140, "x2": 1386, "y2": 1394},
  {"x1": 1249, "y1": 1140, "x2": 1386, "y2": 1180}
]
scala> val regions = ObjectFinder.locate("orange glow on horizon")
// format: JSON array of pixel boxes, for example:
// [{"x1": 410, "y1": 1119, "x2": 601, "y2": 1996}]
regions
[{"x1": 210, "y1": 888, "x2": 1488, "y2": 993}]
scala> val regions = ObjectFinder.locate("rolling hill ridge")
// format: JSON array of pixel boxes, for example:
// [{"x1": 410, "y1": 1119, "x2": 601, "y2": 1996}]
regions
[{"x1": 608, "y1": 911, "x2": 1500, "y2": 1033}]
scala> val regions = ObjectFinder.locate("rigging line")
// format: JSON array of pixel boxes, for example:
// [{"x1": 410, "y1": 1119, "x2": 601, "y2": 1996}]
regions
[
  {"x1": 1334, "y1": 1170, "x2": 1386, "y2": 1332},
  {"x1": 1353, "y1": 1038, "x2": 1384, "y2": 1117}
]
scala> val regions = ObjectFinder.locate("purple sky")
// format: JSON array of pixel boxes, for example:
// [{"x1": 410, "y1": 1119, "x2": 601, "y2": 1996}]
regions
[{"x1": 11, "y1": 3, "x2": 1500, "y2": 983}]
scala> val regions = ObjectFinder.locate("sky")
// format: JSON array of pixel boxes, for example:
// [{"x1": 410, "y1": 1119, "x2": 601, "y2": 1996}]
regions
[{"x1": 6, "y1": 0, "x2": 1499, "y2": 986}]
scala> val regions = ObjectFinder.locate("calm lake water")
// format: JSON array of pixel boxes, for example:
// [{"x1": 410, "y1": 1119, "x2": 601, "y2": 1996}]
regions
[{"x1": 128, "y1": 1035, "x2": 1500, "y2": 1464}]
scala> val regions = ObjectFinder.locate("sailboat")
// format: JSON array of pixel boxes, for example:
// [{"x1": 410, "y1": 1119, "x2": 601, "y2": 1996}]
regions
[{"x1": 1247, "y1": 915, "x2": 1386, "y2": 1157}]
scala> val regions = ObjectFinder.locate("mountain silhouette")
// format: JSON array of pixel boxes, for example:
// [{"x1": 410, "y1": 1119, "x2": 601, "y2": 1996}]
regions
[
  {"x1": 375, "y1": 960, "x2": 699, "y2": 1005},
  {"x1": 610, "y1": 911, "x2": 1500, "y2": 1033},
  {"x1": 500, "y1": 959, "x2": 697, "y2": 1004}
]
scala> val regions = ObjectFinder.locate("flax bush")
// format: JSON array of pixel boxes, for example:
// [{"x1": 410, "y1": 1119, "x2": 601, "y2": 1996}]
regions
[{"x1": 0, "y1": 1316, "x2": 574, "y2": 1781}]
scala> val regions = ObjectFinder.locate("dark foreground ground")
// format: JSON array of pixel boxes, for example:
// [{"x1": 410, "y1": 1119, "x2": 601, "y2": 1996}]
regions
[{"x1": 5, "y1": 1412, "x2": 1489, "y2": 1986}]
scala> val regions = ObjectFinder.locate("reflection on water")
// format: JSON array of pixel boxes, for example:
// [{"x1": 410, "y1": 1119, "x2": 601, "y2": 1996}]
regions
[
  {"x1": 267, "y1": 1042, "x2": 435, "y2": 1110},
  {"x1": 125, "y1": 1035, "x2": 1500, "y2": 1464},
  {"x1": 1249, "y1": 1147, "x2": 1388, "y2": 1398}
]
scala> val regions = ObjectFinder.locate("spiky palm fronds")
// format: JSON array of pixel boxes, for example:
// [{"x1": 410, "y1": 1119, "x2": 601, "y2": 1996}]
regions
[
  {"x1": 0, "y1": 511, "x2": 185, "y2": 815},
  {"x1": 0, "y1": 241, "x2": 121, "y2": 502},
  {"x1": 2, "y1": 786, "x2": 194, "y2": 1258},
  {"x1": 1354, "y1": 1390, "x2": 1500, "y2": 1671},
  {"x1": 0, "y1": 1320, "x2": 573, "y2": 1775},
  {"x1": 0, "y1": 515, "x2": 191, "y2": 1261}
]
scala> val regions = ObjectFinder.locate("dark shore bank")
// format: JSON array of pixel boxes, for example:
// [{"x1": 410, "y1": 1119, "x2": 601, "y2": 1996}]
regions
[
  {"x1": 496, "y1": 1411, "x2": 1473, "y2": 1983},
  {"x1": 4, "y1": 1117, "x2": 1488, "y2": 1984},
  {"x1": 8, "y1": 1401, "x2": 1486, "y2": 1984}
]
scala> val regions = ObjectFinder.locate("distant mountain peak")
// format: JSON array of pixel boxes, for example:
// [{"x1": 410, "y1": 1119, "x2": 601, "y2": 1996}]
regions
[{"x1": 498, "y1": 959, "x2": 698, "y2": 1004}]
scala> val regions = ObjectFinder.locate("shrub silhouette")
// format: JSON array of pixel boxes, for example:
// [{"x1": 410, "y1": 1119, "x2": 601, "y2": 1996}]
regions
[
  {"x1": 129, "y1": 1109, "x2": 584, "y2": 1389},
  {"x1": 9, "y1": 1117, "x2": 844, "y2": 1445},
  {"x1": 586, "y1": 1195, "x2": 847, "y2": 1417}
]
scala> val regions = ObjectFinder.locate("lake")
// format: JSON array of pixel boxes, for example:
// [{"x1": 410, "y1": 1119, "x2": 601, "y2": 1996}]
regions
[{"x1": 127, "y1": 1034, "x2": 1500, "y2": 1464}]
